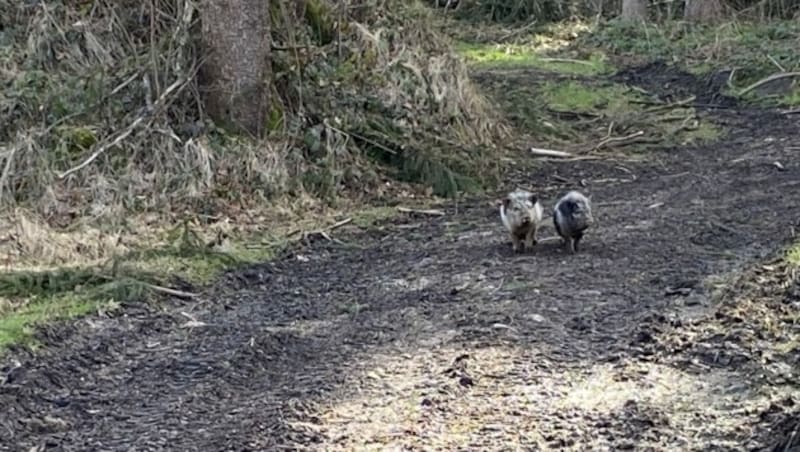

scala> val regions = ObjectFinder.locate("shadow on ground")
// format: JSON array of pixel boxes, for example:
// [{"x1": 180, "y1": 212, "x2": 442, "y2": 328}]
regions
[{"x1": 2, "y1": 63, "x2": 800, "y2": 451}]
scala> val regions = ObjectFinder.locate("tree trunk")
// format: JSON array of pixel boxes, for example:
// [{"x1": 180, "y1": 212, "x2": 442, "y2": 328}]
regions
[
  {"x1": 199, "y1": 0, "x2": 270, "y2": 137},
  {"x1": 620, "y1": 0, "x2": 648, "y2": 21},
  {"x1": 684, "y1": 0, "x2": 724, "y2": 22}
]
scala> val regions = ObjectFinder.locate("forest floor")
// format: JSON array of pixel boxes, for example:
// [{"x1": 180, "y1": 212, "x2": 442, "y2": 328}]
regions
[{"x1": 3, "y1": 27, "x2": 800, "y2": 452}]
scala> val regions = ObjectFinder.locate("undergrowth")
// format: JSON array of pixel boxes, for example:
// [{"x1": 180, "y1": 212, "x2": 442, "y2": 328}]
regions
[
  {"x1": 463, "y1": 49, "x2": 720, "y2": 151},
  {"x1": 0, "y1": 0, "x2": 508, "y2": 223},
  {"x1": 576, "y1": 19, "x2": 800, "y2": 105}
]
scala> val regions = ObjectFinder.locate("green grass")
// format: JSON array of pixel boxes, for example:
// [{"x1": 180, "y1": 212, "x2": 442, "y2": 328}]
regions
[
  {"x1": 0, "y1": 294, "x2": 105, "y2": 349},
  {"x1": 682, "y1": 120, "x2": 722, "y2": 144},
  {"x1": 352, "y1": 206, "x2": 398, "y2": 228},
  {"x1": 780, "y1": 86, "x2": 800, "y2": 107},
  {"x1": 456, "y1": 41, "x2": 611, "y2": 75},
  {"x1": 541, "y1": 81, "x2": 633, "y2": 112},
  {"x1": 0, "y1": 223, "x2": 284, "y2": 353},
  {"x1": 786, "y1": 242, "x2": 800, "y2": 266}
]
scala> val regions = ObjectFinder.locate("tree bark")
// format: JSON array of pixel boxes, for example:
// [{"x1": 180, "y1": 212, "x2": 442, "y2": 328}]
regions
[
  {"x1": 620, "y1": 0, "x2": 648, "y2": 21},
  {"x1": 684, "y1": 0, "x2": 724, "y2": 22},
  {"x1": 199, "y1": 0, "x2": 270, "y2": 137}
]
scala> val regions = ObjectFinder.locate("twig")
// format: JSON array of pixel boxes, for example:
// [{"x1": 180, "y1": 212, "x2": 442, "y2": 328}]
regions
[
  {"x1": 530, "y1": 147, "x2": 573, "y2": 158},
  {"x1": 146, "y1": 283, "x2": 198, "y2": 299},
  {"x1": 285, "y1": 218, "x2": 353, "y2": 241},
  {"x1": 497, "y1": 20, "x2": 538, "y2": 43},
  {"x1": 593, "y1": 131, "x2": 645, "y2": 151},
  {"x1": 767, "y1": 55, "x2": 786, "y2": 72},
  {"x1": 726, "y1": 68, "x2": 737, "y2": 91},
  {"x1": 328, "y1": 124, "x2": 397, "y2": 155},
  {"x1": 546, "y1": 108, "x2": 601, "y2": 119},
  {"x1": 537, "y1": 236, "x2": 562, "y2": 243},
  {"x1": 272, "y1": 43, "x2": 310, "y2": 51},
  {"x1": 396, "y1": 207, "x2": 445, "y2": 216},
  {"x1": 328, "y1": 218, "x2": 352, "y2": 230},
  {"x1": 179, "y1": 311, "x2": 207, "y2": 328},
  {"x1": 58, "y1": 77, "x2": 188, "y2": 179},
  {"x1": 630, "y1": 99, "x2": 731, "y2": 110},
  {"x1": 644, "y1": 95, "x2": 696, "y2": 112},
  {"x1": 781, "y1": 107, "x2": 800, "y2": 115},
  {"x1": 539, "y1": 57, "x2": 596, "y2": 66},
  {"x1": 0, "y1": 138, "x2": 21, "y2": 203},
  {"x1": 738, "y1": 72, "x2": 800, "y2": 96}
]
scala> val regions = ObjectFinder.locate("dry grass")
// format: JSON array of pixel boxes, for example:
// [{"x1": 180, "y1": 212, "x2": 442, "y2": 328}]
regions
[{"x1": 0, "y1": 0, "x2": 508, "y2": 227}]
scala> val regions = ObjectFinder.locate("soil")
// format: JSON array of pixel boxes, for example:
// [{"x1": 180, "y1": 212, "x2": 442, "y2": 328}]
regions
[{"x1": 3, "y1": 62, "x2": 800, "y2": 451}]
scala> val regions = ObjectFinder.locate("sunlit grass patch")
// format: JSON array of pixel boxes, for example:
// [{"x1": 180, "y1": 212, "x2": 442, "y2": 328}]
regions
[
  {"x1": 0, "y1": 293, "x2": 108, "y2": 350},
  {"x1": 541, "y1": 80, "x2": 633, "y2": 113},
  {"x1": 786, "y1": 242, "x2": 800, "y2": 266},
  {"x1": 456, "y1": 41, "x2": 611, "y2": 75},
  {"x1": 0, "y1": 223, "x2": 282, "y2": 353}
]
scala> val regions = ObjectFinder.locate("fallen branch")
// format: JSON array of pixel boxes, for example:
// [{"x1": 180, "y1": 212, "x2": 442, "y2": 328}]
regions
[
  {"x1": 536, "y1": 236, "x2": 562, "y2": 243},
  {"x1": 58, "y1": 115, "x2": 147, "y2": 179},
  {"x1": 329, "y1": 124, "x2": 397, "y2": 155},
  {"x1": 781, "y1": 107, "x2": 800, "y2": 115},
  {"x1": 396, "y1": 207, "x2": 445, "y2": 216},
  {"x1": 271, "y1": 43, "x2": 310, "y2": 51},
  {"x1": 738, "y1": 72, "x2": 800, "y2": 96},
  {"x1": 285, "y1": 217, "x2": 353, "y2": 240},
  {"x1": 530, "y1": 147, "x2": 573, "y2": 158},
  {"x1": 767, "y1": 55, "x2": 786, "y2": 72},
  {"x1": 146, "y1": 283, "x2": 198, "y2": 299},
  {"x1": 0, "y1": 138, "x2": 22, "y2": 204},
  {"x1": 593, "y1": 130, "x2": 645, "y2": 151},
  {"x1": 539, "y1": 57, "x2": 596, "y2": 67},
  {"x1": 58, "y1": 76, "x2": 188, "y2": 179},
  {"x1": 328, "y1": 218, "x2": 352, "y2": 230},
  {"x1": 179, "y1": 311, "x2": 207, "y2": 328},
  {"x1": 630, "y1": 99, "x2": 731, "y2": 110},
  {"x1": 644, "y1": 95, "x2": 696, "y2": 112},
  {"x1": 497, "y1": 20, "x2": 538, "y2": 43}
]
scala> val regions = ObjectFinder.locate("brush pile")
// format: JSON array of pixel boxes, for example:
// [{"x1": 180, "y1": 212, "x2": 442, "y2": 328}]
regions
[{"x1": 0, "y1": 0, "x2": 508, "y2": 223}]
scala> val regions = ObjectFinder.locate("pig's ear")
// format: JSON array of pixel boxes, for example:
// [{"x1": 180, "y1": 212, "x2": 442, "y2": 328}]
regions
[{"x1": 528, "y1": 194, "x2": 538, "y2": 205}]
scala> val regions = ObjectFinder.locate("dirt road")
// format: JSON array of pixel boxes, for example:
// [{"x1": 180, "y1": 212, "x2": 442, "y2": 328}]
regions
[{"x1": 2, "y1": 63, "x2": 799, "y2": 451}]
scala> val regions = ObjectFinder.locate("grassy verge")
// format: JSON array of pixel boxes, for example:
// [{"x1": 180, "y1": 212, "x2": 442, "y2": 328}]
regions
[
  {"x1": 450, "y1": 18, "x2": 800, "y2": 153},
  {"x1": 454, "y1": 18, "x2": 800, "y2": 109},
  {"x1": 0, "y1": 204, "x2": 405, "y2": 353},
  {"x1": 457, "y1": 41, "x2": 720, "y2": 152},
  {"x1": 575, "y1": 19, "x2": 800, "y2": 107},
  {"x1": 0, "y1": 223, "x2": 267, "y2": 351}
]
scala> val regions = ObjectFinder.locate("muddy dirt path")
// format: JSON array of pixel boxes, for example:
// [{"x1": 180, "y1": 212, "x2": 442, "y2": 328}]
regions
[{"x1": 2, "y1": 64, "x2": 800, "y2": 451}]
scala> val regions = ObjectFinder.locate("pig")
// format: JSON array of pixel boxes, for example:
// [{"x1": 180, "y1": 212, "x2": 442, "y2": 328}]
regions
[
  {"x1": 553, "y1": 190, "x2": 594, "y2": 254},
  {"x1": 499, "y1": 189, "x2": 544, "y2": 253}
]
